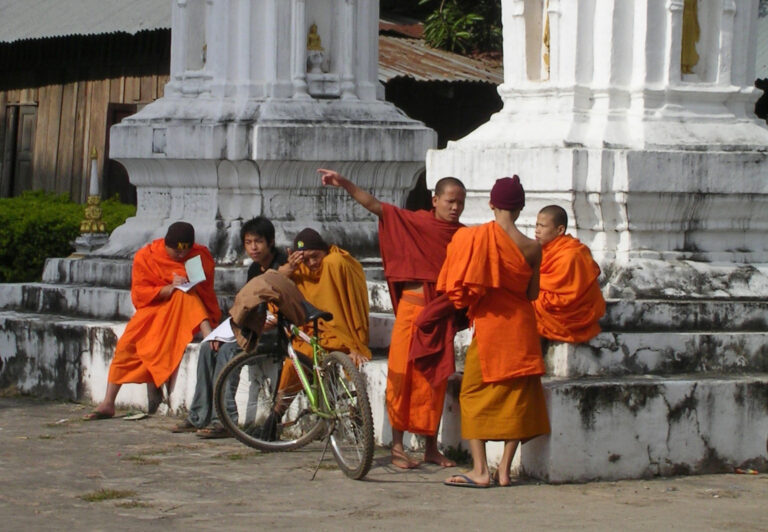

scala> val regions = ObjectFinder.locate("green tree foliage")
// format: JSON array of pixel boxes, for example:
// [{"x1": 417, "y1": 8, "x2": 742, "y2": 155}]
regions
[
  {"x1": 0, "y1": 191, "x2": 135, "y2": 282},
  {"x1": 418, "y1": 0, "x2": 502, "y2": 54}
]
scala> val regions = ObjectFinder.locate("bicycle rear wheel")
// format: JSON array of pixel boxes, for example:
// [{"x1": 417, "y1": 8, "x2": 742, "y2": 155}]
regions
[
  {"x1": 214, "y1": 350, "x2": 326, "y2": 452},
  {"x1": 323, "y1": 351, "x2": 374, "y2": 480}
]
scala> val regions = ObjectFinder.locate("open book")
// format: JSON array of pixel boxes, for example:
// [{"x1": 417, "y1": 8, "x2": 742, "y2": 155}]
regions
[
  {"x1": 202, "y1": 313, "x2": 278, "y2": 345},
  {"x1": 202, "y1": 317, "x2": 236, "y2": 343},
  {"x1": 175, "y1": 254, "x2": 206, "y2": 293}
]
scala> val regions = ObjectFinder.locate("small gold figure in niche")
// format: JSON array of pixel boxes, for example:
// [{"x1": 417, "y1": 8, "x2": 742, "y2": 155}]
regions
[
  {"x1": 681, "y1": 0, "x2": 700, "y2": 74},
  {"x1": 307, "y1": 23, "x2": 324, "y2": 51}
]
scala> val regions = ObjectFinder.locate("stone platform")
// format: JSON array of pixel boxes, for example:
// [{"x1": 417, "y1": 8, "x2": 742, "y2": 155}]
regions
[{"x1": 1, "y1": 256, "x2": 767, "y2": 482}]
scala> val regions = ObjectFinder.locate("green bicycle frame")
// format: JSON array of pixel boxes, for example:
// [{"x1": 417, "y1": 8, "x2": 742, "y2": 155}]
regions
[{"x1": 285, "y1": 324, "x2": 335, "y2": 419}]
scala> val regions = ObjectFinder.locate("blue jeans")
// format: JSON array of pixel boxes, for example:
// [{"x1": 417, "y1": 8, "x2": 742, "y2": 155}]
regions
[{"x1": 187, "y1": 341, "x2": 239, "y2": 428}]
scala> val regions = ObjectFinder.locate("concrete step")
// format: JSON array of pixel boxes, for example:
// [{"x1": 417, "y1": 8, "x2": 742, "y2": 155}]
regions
[
  {"x1": 603, "y1": 299, "x2": 768, "y2": 332},
  {"x1": 3, "y1": 309, "x2": 765, "y2": 482},
  {"x1": 0, "y1": 278, "x2": 393, "y2": 319},
  {"x1": 42, "y1": 256, "x2": 386, "y2": 290},
  {"x1": 544, "y1": 331, "x2": 768, "y2": 377},
  {"x1": 518, "y1": 374, "x2": 768, "y2": 482}
]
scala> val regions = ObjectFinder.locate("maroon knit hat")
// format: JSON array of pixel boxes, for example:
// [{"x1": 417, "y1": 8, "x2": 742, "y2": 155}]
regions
[{"x1": 490, "y1": 175, "x2": 525, "y2": 210}]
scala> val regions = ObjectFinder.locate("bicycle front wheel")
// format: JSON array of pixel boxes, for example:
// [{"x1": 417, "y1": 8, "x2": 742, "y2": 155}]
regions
[
  {"x1": 213, "y1": 350, "x2": 326, "y2": 452},
  {"x1": 322, "y1": 351, "x2": 374, "y2": 480}
]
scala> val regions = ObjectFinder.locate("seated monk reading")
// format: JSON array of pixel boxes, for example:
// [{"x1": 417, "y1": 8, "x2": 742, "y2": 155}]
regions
[
  {"x1": 320, "y1": 168, "x2": 464, "y2": 469},
  {"x1": 439, "y1": 176, "x2": 550, "y2": 488},
  {"x1": 85, "y1": 222, "x2": 221, "y2": 420},
  {"x1": 533, "y1": 205, "x2": 606, "y2": 344},
  {"x1": 273, "y1": 228, "x2": 370, "y2": 410}
]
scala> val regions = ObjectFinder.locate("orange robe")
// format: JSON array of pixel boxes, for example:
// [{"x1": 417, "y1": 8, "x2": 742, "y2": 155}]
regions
[
  {"x1": 438, "y1": 222, "x2": 550, "y2": 441},
  {"x1": 386, "y1": 290, "x2": 447, "y2": 434},
  {"x1": 533, "y1": 234, "x2": 605, "y2": 343},
  {"x1": 108, "y1": 239, "x2": 221, "y2": 387},
  {"x1": 378, "y1": 203, "x2": 462, "y2": 435},
  {"x1": 279, "y1": 246, "x2": 370, "y2": 392}
]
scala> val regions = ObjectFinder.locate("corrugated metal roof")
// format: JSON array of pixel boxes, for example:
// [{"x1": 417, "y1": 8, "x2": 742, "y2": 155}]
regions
[
  {"x1": 0, "y1": 0, "x2": 170, "y2": 43},
  {"x1": 0, "y1": 1, "x2": 502, "y2": 85},
  {"x1": 379, "y1": 35, "x2": 502, "y2": 84}
]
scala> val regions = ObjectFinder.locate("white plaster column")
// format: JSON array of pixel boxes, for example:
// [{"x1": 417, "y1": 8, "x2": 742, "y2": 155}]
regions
[
  {"x1": 169, "y1": 0, "x2": 189, "y2": 84},
  {"x1": 340, "y1": 0, "x2": 358, "y2": 100},
  {"x1": 206, "y1": 0, "x2": 228, "y2": 96},
  {"x1": 264, "y1": 0, "x2": 279, "y2": 97},
  {"x1": 500, "y1": 0, "x2": 527, "y2": 92},
  {"x1": 291, "y1": 0, "x2": 310, "y2": 99},
  {"x1": 664, "y1": 0, "x2": 684, "y2": 85},
  {"x1": 234, "y1": 0, "x2": 252, "y2": 99},
  {"x1": 716, "y1": 0, "x2": 737, "y2": 86}
]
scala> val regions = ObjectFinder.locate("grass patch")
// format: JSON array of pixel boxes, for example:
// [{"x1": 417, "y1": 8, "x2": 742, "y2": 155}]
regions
[
  {"x1": 0, "y1": 385, "x2": 22, "y2": 398},
  {"x1": 442, "y1": 445, "x2": 471, "y2": 466},
  {"x1": 223, "y1": 451, "x2": 259, "y2": 461},
  {"x1": 125, "y1": 455, "x2": 161, "y2": 466},
  {"x1": 79, "y1": 488, "x2": 137, "y2": 502},
  {"x1": 115, "y1": 500, "x2": 152, "y2": 509}
]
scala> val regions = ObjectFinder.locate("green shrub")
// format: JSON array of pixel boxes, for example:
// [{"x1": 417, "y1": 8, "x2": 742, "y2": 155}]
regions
[{"x1": 0, "y1": 191, "x2": 135, "y2": 283}]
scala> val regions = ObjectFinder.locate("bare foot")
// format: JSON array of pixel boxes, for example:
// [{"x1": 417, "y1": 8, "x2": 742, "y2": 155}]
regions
[
  {"x1": 492, "y1": 470, "x2": 512, "y2": 487},
  {"x1": 391, "y1": 449, "x2": 421, "y2": 469},
  {"x1": 424, "y1": 449, "x2": 456, "y2": 468}
]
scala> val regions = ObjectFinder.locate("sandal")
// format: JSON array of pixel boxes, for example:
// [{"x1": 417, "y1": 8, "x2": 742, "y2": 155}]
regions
[
  {"x1": 196, "y1": 423, "x2": 230, "y2": 439},
  {"x1": 171, "y1": 419, "x2": 197, "y2": 433}
]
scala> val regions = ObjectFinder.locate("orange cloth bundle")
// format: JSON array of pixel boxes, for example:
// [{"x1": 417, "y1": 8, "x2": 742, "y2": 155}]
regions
[{"x1": 533, "y1": 235, "x2": 605, "y2": 343}]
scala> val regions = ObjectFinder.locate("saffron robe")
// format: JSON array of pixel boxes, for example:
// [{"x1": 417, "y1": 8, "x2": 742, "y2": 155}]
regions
[
  {"x1": 379, "y1": 203, "x2": 462, "y2": 434},
  {"x1": 533, "y1": 234, "x2": 605, "y2": 343},
  {"x1": 108, "y1": 239, "x2": 221, "y2": 387},
  {"x1": 438, "y1": 222, "x2": 549, "y2": 440},
  {"x1": 280, "y1": 246, "x2": 370, "y2": 392}
]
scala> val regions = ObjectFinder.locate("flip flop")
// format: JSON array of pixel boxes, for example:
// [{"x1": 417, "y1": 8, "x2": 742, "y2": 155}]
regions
[
  {"x1": 196, "y1": 424, "x2": 229, "y2": 439},
  {"x1": 443, "y1": 474, "x2": 490, "y2": 489},
  {"x1": 82, "y1": 411, "x2": 113, "y2": 421},
  {"x1": 171, "y1": 419, "x2": 197, "y2": 433}
]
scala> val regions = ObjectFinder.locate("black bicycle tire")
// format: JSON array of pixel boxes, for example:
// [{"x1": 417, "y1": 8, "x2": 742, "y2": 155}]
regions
[
  {"x1": 213, "y1": 349, "x2": 326, "y2": 452},
  {"x1": 323, "y1": 351, "x2": 375, "y2": 480}
]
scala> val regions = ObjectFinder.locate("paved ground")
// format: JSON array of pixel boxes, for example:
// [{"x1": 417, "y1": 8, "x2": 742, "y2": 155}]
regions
[{"x1": 1, "y1": 397, "x2": 766, "y2": 531}]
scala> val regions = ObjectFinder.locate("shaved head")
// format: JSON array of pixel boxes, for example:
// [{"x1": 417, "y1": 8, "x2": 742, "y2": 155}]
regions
[
  {"x1": 539, "y1": 205, "x2": 568, "y2": 231},
  {"x1": 434, "y1": 176, "x2": 466, "y2": 197}
]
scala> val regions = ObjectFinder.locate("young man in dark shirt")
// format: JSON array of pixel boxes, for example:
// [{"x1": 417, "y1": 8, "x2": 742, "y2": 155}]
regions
[{"x1": 174, "y1": 216, "x2": 289, "y2": 437}]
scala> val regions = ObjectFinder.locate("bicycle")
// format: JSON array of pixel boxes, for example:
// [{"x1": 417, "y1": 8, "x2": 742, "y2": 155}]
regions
[{"x1": 213, "y1": 301, "x2": 375, "y2": 480}]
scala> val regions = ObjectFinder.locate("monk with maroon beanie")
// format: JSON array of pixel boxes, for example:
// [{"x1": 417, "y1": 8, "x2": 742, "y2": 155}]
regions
[{"x1": 319, "y1": 168, "x2": 464, "y2": 469}]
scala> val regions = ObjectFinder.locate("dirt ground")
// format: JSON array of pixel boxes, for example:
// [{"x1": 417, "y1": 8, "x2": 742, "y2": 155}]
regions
[{"x1": 1, "y1": 397, "x2": 765, "y2": 531}]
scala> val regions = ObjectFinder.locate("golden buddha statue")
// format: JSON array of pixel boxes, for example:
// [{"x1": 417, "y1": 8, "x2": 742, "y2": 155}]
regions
[{"x1": 681, "y1": 0, "x2": 700, "y2": 74}]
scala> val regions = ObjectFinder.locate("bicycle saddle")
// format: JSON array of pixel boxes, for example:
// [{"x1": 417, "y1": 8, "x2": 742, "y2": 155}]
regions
[{"x1": 301, "y1": 300, "x2": 333, "y2": 323}]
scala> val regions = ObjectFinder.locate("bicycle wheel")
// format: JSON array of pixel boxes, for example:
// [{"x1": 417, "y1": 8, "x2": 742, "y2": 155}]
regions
[
  {"x1": 214, "y1": 350, "x2": 326, "y2": 452},
  {"x1": 322, "y1": 351, "x2": 374, "y2": 480}
]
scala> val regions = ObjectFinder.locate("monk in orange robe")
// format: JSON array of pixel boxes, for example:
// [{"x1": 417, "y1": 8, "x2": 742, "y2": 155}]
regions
[
  {"x1": 533, "y1": 205, "x2": 605, "y2": 343},
  {"x1": 439, "y1": 176, "x2": 550, "y2": 488},
  {"x1": 275, "y1": 228, "x2": 371, "y2": 397},
  {"x1": 85, "y1": 222, "x2": 220, "y2": 419},
  {"x1": 319, "y1": 168, "x2": 464, "y2": 469}
]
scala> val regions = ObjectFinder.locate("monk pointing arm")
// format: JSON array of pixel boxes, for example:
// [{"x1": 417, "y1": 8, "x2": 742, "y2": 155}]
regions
[{"x1": 318, "y1": 168, "x2": 383, "y2": 217}]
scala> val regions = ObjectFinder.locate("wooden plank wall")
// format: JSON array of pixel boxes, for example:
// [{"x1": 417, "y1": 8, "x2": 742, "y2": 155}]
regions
[{"x1": 0, "y1": 73, "x2": 169, "y2": 202}]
